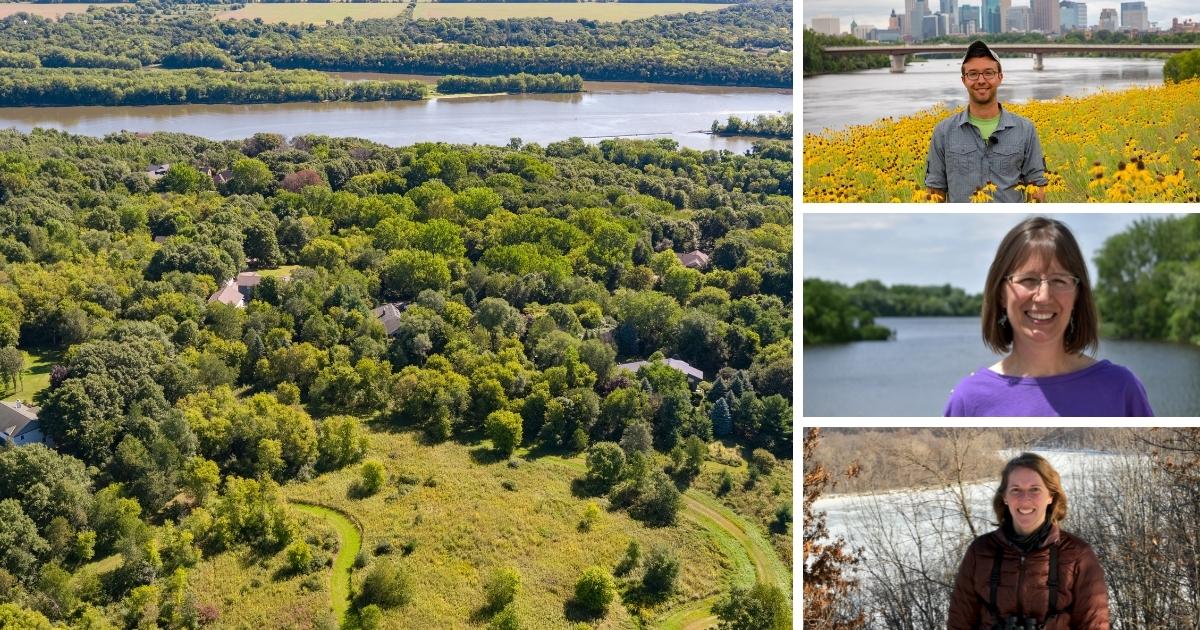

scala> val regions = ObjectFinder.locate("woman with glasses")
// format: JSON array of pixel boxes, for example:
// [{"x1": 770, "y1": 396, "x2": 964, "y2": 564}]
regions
[
  {"x1": 946, "y1": 453, "x2": 1110, "y2": 629},
  {"x1": 944, "y1": 216, "x2": 1153, "y2": 416}
]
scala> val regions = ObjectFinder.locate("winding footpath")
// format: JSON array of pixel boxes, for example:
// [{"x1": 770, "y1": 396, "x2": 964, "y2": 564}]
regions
[{"x1": 290, "y1": 501, "x2": 363, "y2": 623}]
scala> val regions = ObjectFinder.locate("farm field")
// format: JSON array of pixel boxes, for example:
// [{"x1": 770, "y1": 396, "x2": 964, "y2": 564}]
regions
[
  {"x1": 214, "y1": 2, "x2": 729, "y2": 24},
  {"x1": 803, "y1": 77, "x2": 1200, "y2": 203},
  {"x1": 0, "y1": 2, "x2": 118, "y2": 18}
]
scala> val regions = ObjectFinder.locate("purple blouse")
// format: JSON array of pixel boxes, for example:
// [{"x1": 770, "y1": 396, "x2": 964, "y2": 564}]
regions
[{"x1": 943, "y1": 359, "x2": 1154, "y2": 417}]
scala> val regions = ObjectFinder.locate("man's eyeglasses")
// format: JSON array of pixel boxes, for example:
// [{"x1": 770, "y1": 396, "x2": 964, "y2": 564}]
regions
[
  {"x1": 1006, "y1": 274, "x2": 1080, "y2": 294},
  {"x1": 962, "y1": 70, "x2": 1000, "y2": 81}
]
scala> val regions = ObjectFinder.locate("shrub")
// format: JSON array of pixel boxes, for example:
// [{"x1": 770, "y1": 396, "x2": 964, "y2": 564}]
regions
[
  {"x1": 614, "y1": 540, "x2": 640, "y2": 577},
  {"x1": 360, "y1": 460, "x2": 386, "y2": 496},
  {"x1": 712, "y1": 583, "x2": 791, "y2": 630},
  {"x1": 358, "y1": 604, "x2": 382, "y2": 630},
  {"x1": 717, "y1": 470, "x2": 734, "y2": 496},
  {"x1": 573, "y1": 566, "x2": 616, "y2": 615},
  {"x1": 285, "y1": 540, "x2": 314, "y2": 574},
  {"x1": 640, "y1": 546, "x2": 679, "y2": 596},
  {"x1": 771, "y1": 503, "x2": 792, "y2": 534},
  {"x1": 483, "y1": 566, "x2": 521, "y2": 612},
  {"x1": 488, "y1": 604, "x2": 521, "y2": 630},
  {"x1": 578, "y1": 502, "x2": 601, "y2": 532},
  {"x1": 485, "y1": 410, "x2": 523, "y2": 457},
  {"x1": 358, "y1": 560, "x2": 412, "y2": 609},
  {"x1": 750, "y1": 449, "x2": 777, "y2": 475},
  {"x1": 584, "y1": 442, "x2": 625, "y2": 491}
]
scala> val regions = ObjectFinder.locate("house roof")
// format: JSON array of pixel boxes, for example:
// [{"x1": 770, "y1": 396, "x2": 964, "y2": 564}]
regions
[
  {"x1": 0, "y1": 400, "x2": 40, "y2": 440},
  {"x1": 237, "y1": 272, "x2": 262, "y2": 287},
  {"x1": 616, "y1": 358, "x2": 705, "y2": 382},
  {"x1": 676, "y1": 250, "x2": 710, "y2": 269},
  {"x1": 207, "y1": 280, "x2": 244, "y2": 307},
  {"x1": 371, "y1": 302, "x2": 408, "y2": 336}
]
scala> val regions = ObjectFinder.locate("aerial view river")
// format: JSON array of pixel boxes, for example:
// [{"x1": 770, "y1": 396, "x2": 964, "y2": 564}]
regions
[
  {"x1": 803, "y1": 56, "x2": 1164, "y2": 135},
  {"x1": 0, "y1": 76, "x2": 792, "y2": 151}
]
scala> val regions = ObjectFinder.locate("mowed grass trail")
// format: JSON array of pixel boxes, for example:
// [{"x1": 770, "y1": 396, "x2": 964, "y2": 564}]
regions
[
  {"x1": 291, "y1": 502, "x2": 363, "y2": 623},
  {"x1": 804, "y1": 78, "x2": 1200, "y2": 202}
]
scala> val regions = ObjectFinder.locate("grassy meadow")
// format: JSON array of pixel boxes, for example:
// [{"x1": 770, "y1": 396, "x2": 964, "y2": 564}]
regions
[
  {"x1": 214, "y1": 2, "x2": 729, "y2": 24},
  {"x1": 178, "y1": 425, "x2": 792, "y2": 629},
  {"x1": 803, "y1": 77, "x2": 1200, "y2": 203},
  {"x1": 1, "y1": 348, "x2": 60, "y2": 403}
]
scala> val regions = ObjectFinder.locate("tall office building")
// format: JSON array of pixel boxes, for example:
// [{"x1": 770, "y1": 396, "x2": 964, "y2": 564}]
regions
[
  {"x1": 1120, "y1": 1, "x2": 1149, "y2": 31},
  {"x1": 982, "y1": 0, "x2": 1000, "y2": 32},
  {"x1": 1007, "y1": 5, "x2": 1031, "y2": 31},
  {"x1": 1000, "y1": 0, "x2": 1011, "y2": 32},
  {"x1": 940, "y1": 0, "x2": 959, "y2": 33},
  {"x1": 907, "y1": 0, "x2": 931, "y2": 38},
  {"x1": 1099, "y1": 7, "x2": 1118, "y2": 30},
  {"x1": 1031, "y1": 0, "x2": 1061, "y2": 33},
  {"x1": 960, "y1": 4, "x2": 981, "y2": 32},
  {"x1": 1059, "y1": 1, "x2": 1087, "y2": 31},
  {"x1": 811, "y1": 16, "x2": 842, "y2": 35}
]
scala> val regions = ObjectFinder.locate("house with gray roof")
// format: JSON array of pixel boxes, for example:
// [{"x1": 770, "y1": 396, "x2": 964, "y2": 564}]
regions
[
  {"x1": 616, "y1": 358, "x2": 705, "y2": 386},
  {"x1": 371, "y1": 302, "x2": 409, "y2": 336},
  {"x1": 0, "y1": 400, "x2": 48, "y2": 447},
  {"x1": 675, "y1": 250, "x2": 711, "y2": 270}
]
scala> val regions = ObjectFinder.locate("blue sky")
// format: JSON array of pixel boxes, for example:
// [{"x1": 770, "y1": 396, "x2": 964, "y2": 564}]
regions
[
  {"x1": 801, "y1": 213, "x2": 1182, "y2": 293},
  {"x1": 803, "y1": 0, "x2": 1200, "y2": 34}
]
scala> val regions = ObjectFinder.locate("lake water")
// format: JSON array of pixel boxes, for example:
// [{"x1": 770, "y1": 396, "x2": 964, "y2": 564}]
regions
[
  {"x1": 0, "y1": 78, "x2": 793, "y2": 151},
  {"x1": 803, "y1": 317, "x2": 1200, "y2": 417},
  {"x1": 803, "y1": 56, "x2": 1164, "y2": 135}
]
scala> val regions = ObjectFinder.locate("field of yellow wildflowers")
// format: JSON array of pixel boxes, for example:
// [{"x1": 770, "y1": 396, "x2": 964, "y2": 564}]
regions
[{"x1": 802, "y1": 78, "x2": 1200, "y2": 202}]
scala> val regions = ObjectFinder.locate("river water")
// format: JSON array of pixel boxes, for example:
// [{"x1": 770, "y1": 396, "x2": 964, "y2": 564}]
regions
[
  {"x1": 0, "y1": 77, "x2": 793, "y2": 151},
  {"x1": 803, "y1": 316, "x2": 1200, "y2": 417},
  {"x1": 803, "y1": 56, "x2": 1163, "y2": 135}
]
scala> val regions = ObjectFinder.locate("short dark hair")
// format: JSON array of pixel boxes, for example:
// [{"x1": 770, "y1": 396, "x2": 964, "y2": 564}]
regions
[
  {"x1": 962, "y1": 40, "x2": 1002, "y2": 73},
  {"x1": 992, "y1": 452, "x2": 1068, "y2": 526},
  {"x1": 981, "y1": 216, "x2": 1099, "y2": 355}
]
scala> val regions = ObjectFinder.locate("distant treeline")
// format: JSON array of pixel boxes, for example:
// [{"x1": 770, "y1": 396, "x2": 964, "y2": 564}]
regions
[
  {"x1": 803, "y1": 278, "x2": 983, "y2": 344},
  {"x1": 0, "y1": 68, "x2": 427, "y2": 107},
  {"x1": 0, "y1": 2, "x2": 792, "y2": 88},
  {"x1": 802, "y1": 30, "x2": 889, "y2": 77},
  {"x1": 711, "y1": 113, "x2": 792, "y2": 139},
  {"x1": 1095, "y1": 214, "x2": 1200, "y2": 345},
  {"x1": 436, "y1": 72, "x2": 583, "y2": 94}
]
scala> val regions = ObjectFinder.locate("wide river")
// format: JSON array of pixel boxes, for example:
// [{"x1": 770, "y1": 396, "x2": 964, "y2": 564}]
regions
[
  {"x1": 803, "y1": 316, "x2": 1200, "y2": 417},
  {"x1": 803, "y1": 56, "x2": 1163, "y2": 135},
  {"x1": 0, "y1": 76, "x2": 793, "y2": 151}
]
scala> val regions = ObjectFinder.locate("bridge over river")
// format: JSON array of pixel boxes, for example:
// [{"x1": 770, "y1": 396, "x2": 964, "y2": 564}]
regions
[{"x1": 823, "y1": 43, "x2": 1200, "y2": 72}]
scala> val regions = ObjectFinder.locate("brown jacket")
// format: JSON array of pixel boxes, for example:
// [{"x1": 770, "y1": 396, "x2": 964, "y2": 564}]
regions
[{"x1": 947, "y1": 525, "x2": 1109, "y2": 630}]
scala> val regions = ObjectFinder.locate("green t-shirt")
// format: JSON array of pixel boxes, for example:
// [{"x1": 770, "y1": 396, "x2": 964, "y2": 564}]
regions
[{"x1": 968, "y1": 112, "x2": 1001, "y2": 144}]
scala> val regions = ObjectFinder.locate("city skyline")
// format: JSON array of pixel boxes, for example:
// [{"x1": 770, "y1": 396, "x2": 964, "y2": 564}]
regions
[{"x1": 804, "y1": 0, "x2": 1198, "y2": 35}]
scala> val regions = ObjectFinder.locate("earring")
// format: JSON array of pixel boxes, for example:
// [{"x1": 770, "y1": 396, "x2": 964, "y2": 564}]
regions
[{"x1": 999, "y1": 313, "x2": 1008, "y2": 326}]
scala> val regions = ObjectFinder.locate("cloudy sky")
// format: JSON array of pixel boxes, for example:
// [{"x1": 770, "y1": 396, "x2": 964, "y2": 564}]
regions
[
  {"x1": 802, "y1": 213, "x2": 1183, "y2": 293},
  {"x1": 803, "y1": 0, "x2": 1200, "y2": 33}
]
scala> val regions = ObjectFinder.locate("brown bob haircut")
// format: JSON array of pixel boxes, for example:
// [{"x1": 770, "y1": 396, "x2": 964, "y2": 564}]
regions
[
  {"x1": 992, "y1": 452, "x2": 1068, "y2": 526},
  {"x1": 981, "y1": 216, "x2": 1099, "y2": 355}
]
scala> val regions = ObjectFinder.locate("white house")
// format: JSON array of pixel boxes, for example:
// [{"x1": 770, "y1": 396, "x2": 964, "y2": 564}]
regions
[{"x1": 0, "y1": 400, "x2": 48, "y2": 447}]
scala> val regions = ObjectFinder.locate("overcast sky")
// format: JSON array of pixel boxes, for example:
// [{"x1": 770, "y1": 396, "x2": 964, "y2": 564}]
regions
[
  {"x1": 801, "y1": 213, "x2": 1183, "y2": 293},
  {"x1": 803, "y1": 0, "x2": 1200, "y2": 33}
]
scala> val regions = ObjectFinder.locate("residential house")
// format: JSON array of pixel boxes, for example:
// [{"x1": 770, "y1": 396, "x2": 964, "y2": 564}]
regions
[
  {"x1": 207, "y1": 271, "x2": 263, "y2": 308},
  {"x1": 371, "y1": 302, "x2": 409, "y2": 336},
  {"x1": 146, "y1": 164, "x2": 170, "y2": 180},
  {"x1": 0, "y1": 400, "x2": 47, "y2": 447},
  {"x1": 616, "y1": 358, "x2": 705, "y2": 387},
  {"x1": 676, "y1": 250, "x2": 711, "y2": 270}
]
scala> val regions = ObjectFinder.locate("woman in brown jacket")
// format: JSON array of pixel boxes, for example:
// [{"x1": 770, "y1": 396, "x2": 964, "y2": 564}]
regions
[{"x1": 947, "y1": 452, "x2": 1109, "y2": 630}]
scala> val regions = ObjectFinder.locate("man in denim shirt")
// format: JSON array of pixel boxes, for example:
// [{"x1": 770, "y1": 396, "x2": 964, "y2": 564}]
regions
[{"x1": 925, "y1": 41, "x2": 1048, "y2": 202}]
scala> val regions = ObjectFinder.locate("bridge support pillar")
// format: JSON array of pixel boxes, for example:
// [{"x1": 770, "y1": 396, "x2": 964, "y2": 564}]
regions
[
  {"x1": 890, "y1": 54, "x2": 906, "y2": 73},
  {"x1": 1033, "y1": 52, "x2": 1044, "y2": 71}
]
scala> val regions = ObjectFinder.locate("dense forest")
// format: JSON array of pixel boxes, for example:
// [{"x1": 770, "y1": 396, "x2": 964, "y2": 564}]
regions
[
  {"x1": 0, "y1": 1, "x2": 792, "y2": 88},
  {"x1": 435, "y1": 72, "x2": 583, "y2": 95},
  {"x1": 0, "y1": 127, "x2": 792, "y2": 627},
  {"x1": 0, "y1": 68, "x2": 428, "y2": 107},
  {"x1": 711, "y1": 113, "x2": 792, "y2": 139},
  {"x1": 802, "y1": 279, "x2": 982, "y2": 344},
  {"x1": 801, "y1": 30, "x2": 890, "y2": 77}
]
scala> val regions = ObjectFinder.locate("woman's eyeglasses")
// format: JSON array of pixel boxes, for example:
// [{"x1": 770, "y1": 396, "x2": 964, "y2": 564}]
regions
[
  {"x1": 962, "y1": 70, "x2": 1000, "y2": 81},
  {"x1": 1006, "y1": 274, "x2": 1080, "y2": 294}
]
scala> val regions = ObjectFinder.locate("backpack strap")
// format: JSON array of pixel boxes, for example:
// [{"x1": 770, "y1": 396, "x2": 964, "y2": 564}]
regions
[
  {"x1": 987, "y1": 536, "x2": 1005, "y2": 621},
  {"x1": 1040, "y1": 544, "x2": 1060, "y2": 628}
]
